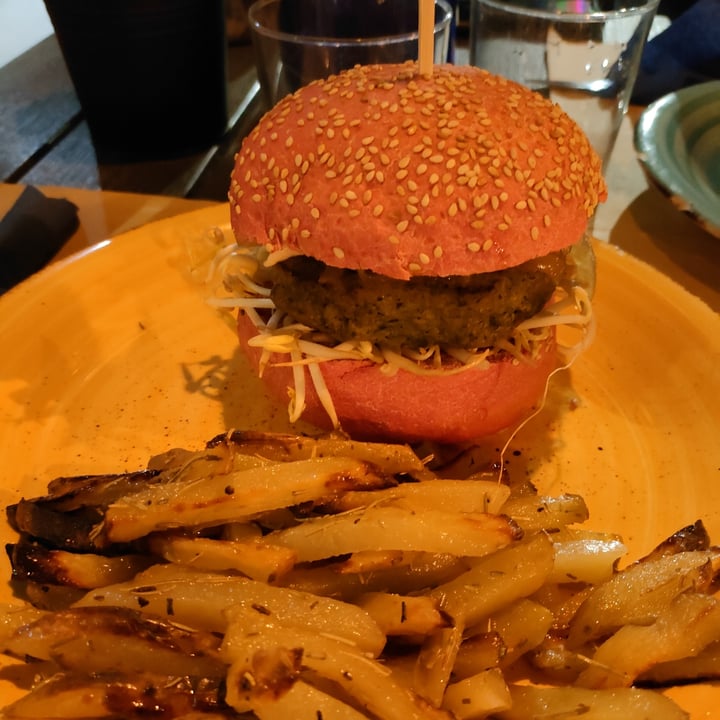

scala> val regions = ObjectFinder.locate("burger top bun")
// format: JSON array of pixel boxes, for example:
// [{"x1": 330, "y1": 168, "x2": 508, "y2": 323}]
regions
[{"x1": 229, "y1": 62, "x2": 607, "y2": 281}]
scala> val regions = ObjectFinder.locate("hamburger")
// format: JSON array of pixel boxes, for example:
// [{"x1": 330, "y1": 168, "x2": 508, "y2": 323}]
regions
[{"x1": 225, "y1": 62, "x2": 606, "y2": 443}]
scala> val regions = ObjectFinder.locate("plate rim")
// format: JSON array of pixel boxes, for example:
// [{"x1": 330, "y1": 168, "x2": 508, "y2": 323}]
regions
[
  {"x1": 1, "y1": 206, "x2": 719, "y2": 717},
  {"x1": 634, "y1": 79, "x2": 720, "y2": 236}
]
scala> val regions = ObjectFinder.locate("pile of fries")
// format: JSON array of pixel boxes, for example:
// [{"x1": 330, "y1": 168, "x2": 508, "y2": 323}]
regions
[{"x1": 2, "y1": 430, "x2": 719, "y2": 719}]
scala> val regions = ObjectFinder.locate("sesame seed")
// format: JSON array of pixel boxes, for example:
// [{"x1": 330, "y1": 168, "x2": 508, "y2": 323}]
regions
[
  {"x1": 467, "y1": 242, "x2": 481, "y2": 252},
  {"x1": 482, "y1": 239, "x2": 493, "y2": 251},
  {"x1": 333, "y1": 246, "x2": 345, "y2": 259}
]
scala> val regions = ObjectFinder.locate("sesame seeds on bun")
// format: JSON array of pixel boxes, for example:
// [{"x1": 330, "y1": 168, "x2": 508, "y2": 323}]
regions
[
  {"x1": 226, "y1": 62, "x2": 603, "y2": 442},
  {"x1": 229, "y1": 62, "x2": 607, "y2": 281}
]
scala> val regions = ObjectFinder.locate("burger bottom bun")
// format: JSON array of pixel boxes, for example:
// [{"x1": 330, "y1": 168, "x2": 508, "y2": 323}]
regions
[{"x1": 237, "y1": 311, "x2": 558, "y2": 444}]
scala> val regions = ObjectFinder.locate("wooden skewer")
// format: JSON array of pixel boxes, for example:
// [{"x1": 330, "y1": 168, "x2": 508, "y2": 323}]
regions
[{"x1": 418, "y1": 0, "x2": 435, "y2": 75}]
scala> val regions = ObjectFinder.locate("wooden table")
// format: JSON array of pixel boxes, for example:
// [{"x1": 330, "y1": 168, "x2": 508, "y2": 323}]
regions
[{"x1": 0, "y1": 34, "x2": 265, "y2": 202}]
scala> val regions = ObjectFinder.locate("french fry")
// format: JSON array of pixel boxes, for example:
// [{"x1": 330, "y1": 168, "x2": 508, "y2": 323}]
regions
[
  {"x1": 205, "y1": 430, "x2": 430, "y2": 478},
  {"x1": 638, "y1": 639, "x2": 720, "y2": 685},
  {"x1": 433, "y1": 532, "x2": 555, "y2": 627},
  {"x1": 75, "y1": 563, "x2": 386, "y2": 656},
  {"x1": 251, "y1": 679, "x2": 369, "y2": 720},
  {"x1": 4, "y1": 429, "x2": 719, "y2": 718},
  {"x1": 577, "y1": 593, "x2": 720, "y2": 689},
  {"x1": 222, "y1": 605, "x2": 450, "y2": 720},
  {"x1": 280, "y1": 553, "x2": 470, "y2": 601},
  {"x1": 1, "y1": 672, "x2": 226, "y2": 719},
  {"x1": 638, "y1": 519, "x2": 711, "y2": 562},
  {"x1": 335, "y1": 549, "x2": 408, "y2": 574},
  {"x1": 6, "y1": 540, "x2": 151, "y2": 589},
  {"x1": 500, "y1": 493, "x2": 589, "y2": 532},
  {"x1": 413, "y1": 624, "x2": 465, "y2": 706},
  {"x1": 549, "y1": 528, "x2": 627, "y2": 585},
  {"x1": 489, "y1": 599, "x2": 554, "y2": 668},
  {"x1": 357, "y1": 592, "x2": 449, "y2": 638},
  {"x1": 568, "y1": 549, "x2": 720, "y2": 647},
  {"x1": 495, "y1": 684, "x2": 690, "y2": 719},
  {"x1": 267, "y1": 505, "x2": 521, "y2": 562},
  {"x1": 330, "y1": 479, "x2": 510, "y2": 515},
  {"x1": 441, "y1": 668, "x2": 512, "y2": 719},
  {"x1": 149, "y1": 535, "x2": 297, "y2": 583},
  {"x1": 103, "y1": 456, "x2": 390, "y2": 542},
  {"x1": 0, "y1": 606, "x2": 226, "y2": 679},
  {"x1": 451, "y1": 633, "x2": 506, "y2": 680}
]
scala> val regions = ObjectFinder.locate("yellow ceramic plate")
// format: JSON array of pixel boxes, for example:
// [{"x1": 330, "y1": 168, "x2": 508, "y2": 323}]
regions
[{"x1": 1, "y1": 205, "x2": 719, "y2": 714}]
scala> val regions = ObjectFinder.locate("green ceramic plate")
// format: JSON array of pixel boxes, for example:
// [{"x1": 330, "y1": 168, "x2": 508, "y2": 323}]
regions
[{"x1": 635, "y1": 80, "x2": 720, "y2": 239}]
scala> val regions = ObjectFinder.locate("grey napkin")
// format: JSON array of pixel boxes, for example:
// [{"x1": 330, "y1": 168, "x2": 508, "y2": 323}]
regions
[{"x1": 0, "y1": 186, "x2": 79, "y2": 293}]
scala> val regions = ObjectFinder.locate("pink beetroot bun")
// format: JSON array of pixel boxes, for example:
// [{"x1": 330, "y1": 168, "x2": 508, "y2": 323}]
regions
[
  {"x1": 228, "y1": 63, "x2": 603, "y2": 443},
  {"x1": 229, "y1": 62, "x2": 606, "y2": 281},
  {"x1": 237, "y1": 311, "x2": 558, "y2": 443}
]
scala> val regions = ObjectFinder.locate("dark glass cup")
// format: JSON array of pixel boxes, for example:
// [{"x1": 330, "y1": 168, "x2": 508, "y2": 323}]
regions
[
  {"x1": 248, "y1": 0, "x2": 454, "y2": 107},
  {"x1": 44, "y1": 0, "x2": 228, "y2": 162}
]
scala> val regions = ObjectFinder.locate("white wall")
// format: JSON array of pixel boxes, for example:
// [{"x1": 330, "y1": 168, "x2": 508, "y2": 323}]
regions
[{"x1": 0, "y1": 0, "x2": 53, "y2": 68}]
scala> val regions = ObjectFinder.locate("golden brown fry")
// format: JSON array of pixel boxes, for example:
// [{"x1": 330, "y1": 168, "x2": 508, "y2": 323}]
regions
[
  {"x1": 76, "y1": 563, "x2": 386, "y2": 656},
  {"x1": 413, "y1": 624, "x2": 464, "y2": 707},
  {"x1": 357, "y1": 592, "x2": 449, "y2": 638},
  {"x1": 495, "y1": 684, "x2": 690, "y2": 719},
  {"x1": 500, "y1": 492, "x2": 589, "y2": 532},
  {"x1": 1, "y1": 606, "x2": 225, "y2": 679},
  {"x1": 103, "y1": 456, "x2": 389, "y2": 542},
  {"x1": 432, "y1": 532, "x2": 555, "y2": 627},
  {"x1": 251, "y1": 679, "x2": 369, "y2": 719},
  {"x1": 568, "y1": 550, "x2": 720, "y2": 647},
  {"x1": 149, "y1": 534, "x2": 297, "y2": 583},
  {"x1": 280, "y1": 553, "x2": 470, "y2": 601},
  {"x1": 451, "y1": 633, "x2": 506, "y2": 680},
  {"x1": 222, "y1": 605, "x2": 451, "y2": 720},
  {"x1": 330, "y1": 479, "x2": 510, "y2": 515},
  {"x1": 576, "y1": 593, "x2": 720, "y2": 689},
  {"x1": 207, "y1": 429, "x2": 429, "y2": 477},
  {"x1": 489, "y1": 599, "x2": 554, "y2": 668},
  {"x1": 549, "y1": 528, "x2": 627, "y2": 585},
  {"x1": 267, "y1": 505, "x2": 521, "y2": 562},
  {"x1": 7, "y1": 540, "x2": 152, "y2": 589},
  {"x1": 638, "y1": 639, "x2": 720, "y2": 685},
  {"x1": 441, "y1": 668, "x2": 511, "y2": 719},
  {"x1": 1, "y1": 672, "x2": 226, "y2": 719},
  {"x1": 335, "y1": 549, "x2": 408, "y2": 574}
]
